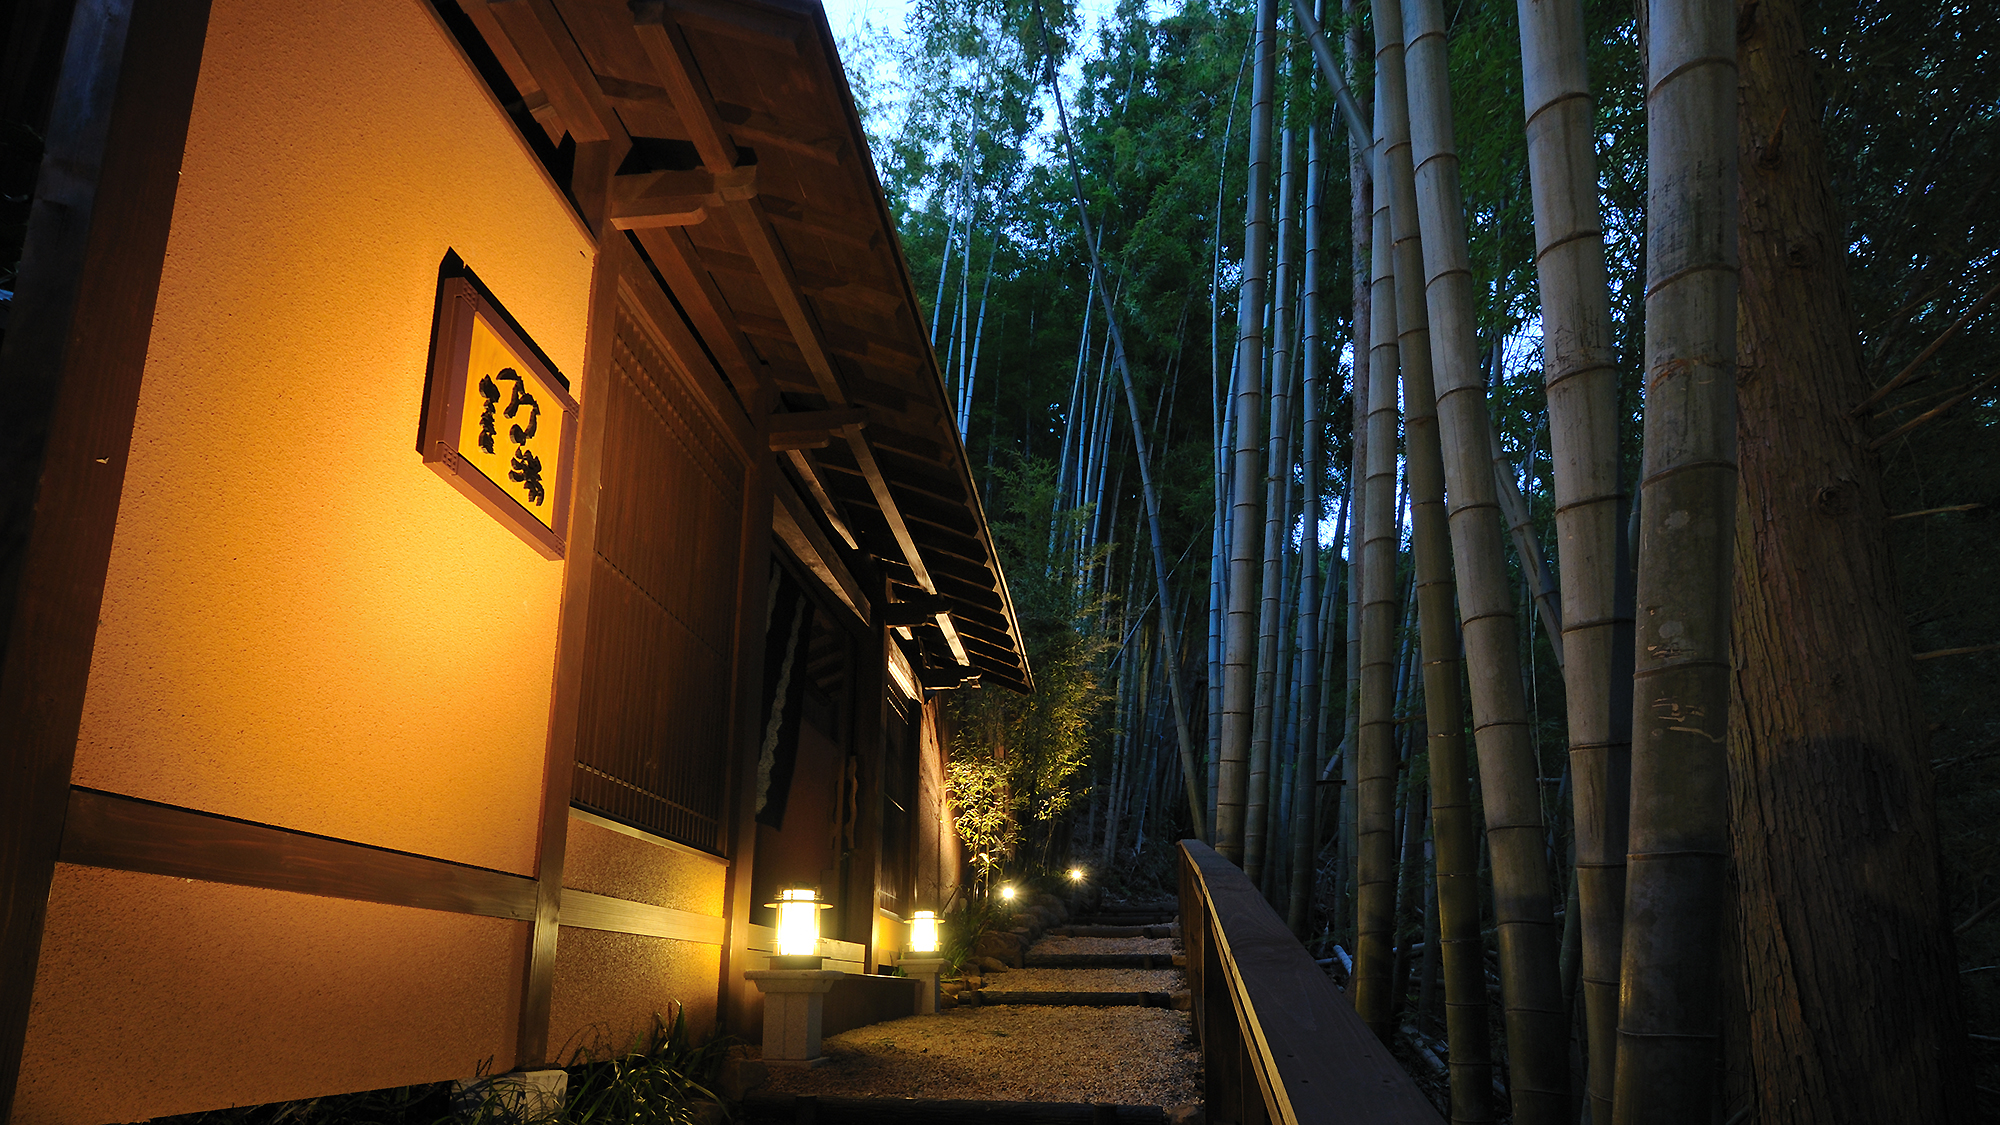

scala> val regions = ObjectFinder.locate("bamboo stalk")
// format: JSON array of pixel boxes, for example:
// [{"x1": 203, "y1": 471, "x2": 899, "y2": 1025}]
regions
[
  {"x1": 1398, "y1": 192, "x2": 1495, "y2": 1115},
  {"x1": 1612, "y1": 0, "x2": 1740, "y2": 1117},
  {"x1": 1512, "y1": 0, "x2": 1633, "y2": 1113},
  {"x1": 1250, "y1": 124, "x2": 1302, "y2": 883},
  {"x1": 1488, "y1": 415, "x2": 1564, "y2": 668},
  {"x1": 1287, "y1": 111, "x2": 1327, "y2": 936},
  {"x1": 1354, "y1": 48, "x2": 1404, "y2": 1037},
  {"x1": 1339, "y1": 0, "x2": 1372, "y2": 950},
  {"x1": 1218, "y1": 0, "x2": 1280, "y2": 864},
  {"x1": 1395, "y1": 0, "x2": 1568, "y2": 1116}
]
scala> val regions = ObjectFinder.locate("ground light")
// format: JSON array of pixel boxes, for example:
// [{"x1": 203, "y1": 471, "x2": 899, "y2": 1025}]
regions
[
  {"x1": 768, "y1": 886, "x2": 831, "y2": 966},
  {"x1": 909, "y1": 909, "x2": 940, "y2": 954},
  {"x1": 898, "y1": 909, "x2": 947, "y2": 1015},
  {"x1": 1068, "y1": 867, "x2": 1085, "y2": 882},
  {"x1": 1000, "y1": 884, "x2": 1017, "y2": 902},
  {"x1": 747, "y1": 885, "x2": 840, "y2": 1066}
]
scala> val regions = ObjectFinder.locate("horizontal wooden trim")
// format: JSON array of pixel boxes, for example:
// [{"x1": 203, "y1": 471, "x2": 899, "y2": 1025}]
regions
[
  {"x1": 559, "y1": 888, "x2": 726, "y2": 944},
  {"x1": 58, "y1": 787, "x2": 537, "y2": 921},
  {"x1": 567, "y1": 807, "x2": 729, "y2": 866}
]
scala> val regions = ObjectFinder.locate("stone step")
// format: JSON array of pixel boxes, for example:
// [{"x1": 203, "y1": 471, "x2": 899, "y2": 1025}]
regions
[
  {"x1": 739, "y1": 1093, "x2": 1173, "y2": 1125},
  {"x1": 1071, "y1": 916, "x2": 1177, "y2": 928},
  {"x1": 1023, "y1": 952, "x2": 1177, "y2": 969},
  {"x1": 974, "y1": 990, "x2": 1178, "y2": 1008},
  {"x1": 1048, "y1": 924, "x2": 1176, "y2": 939}
]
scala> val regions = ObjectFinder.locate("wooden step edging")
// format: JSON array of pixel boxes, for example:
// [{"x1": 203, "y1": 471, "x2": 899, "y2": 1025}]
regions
[
  {"x1": 1048, "y1": 925, "x2": 1178, "y2": 938},
  {"x1": 974, "y1": 990, "x2": 1176, "y2": 1007},
  {"x1": 1024, "y1": 953, "x2": 1174, "y2": 969},
  {"x1": 739, "y1": 1093, "x2": 1168, "y2": 1124}
]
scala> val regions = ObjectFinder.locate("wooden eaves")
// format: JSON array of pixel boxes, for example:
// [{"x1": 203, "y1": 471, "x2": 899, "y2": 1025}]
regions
[{"x1": 458, "y1": 0, "x2": 1031, "y2": 693}]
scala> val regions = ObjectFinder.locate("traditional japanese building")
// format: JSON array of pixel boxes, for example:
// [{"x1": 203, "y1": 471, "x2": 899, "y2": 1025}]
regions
[{"x1": 0, "y1": 0, "x2": 1029, "y2": 1120}]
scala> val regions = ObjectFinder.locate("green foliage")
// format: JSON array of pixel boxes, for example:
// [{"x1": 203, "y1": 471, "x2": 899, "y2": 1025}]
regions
[
  {"x1": 560, "y1": 1007, "x2": 731, "y2": 1125},
  {"x1": 946, "y1": 750, "x2": 1018, "y2": 888},
  {"x1": 939, "y1": 894, "x2": 1014, "y2": 975},
  {"x1": 948, "y1": 459, "x2": 1114, "y2": 869}
]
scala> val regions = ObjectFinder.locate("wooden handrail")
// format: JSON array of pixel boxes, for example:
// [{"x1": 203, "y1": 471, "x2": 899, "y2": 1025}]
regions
[{"x1": 1178, "y1": 840, "x2": 1441, "y2": 1125}]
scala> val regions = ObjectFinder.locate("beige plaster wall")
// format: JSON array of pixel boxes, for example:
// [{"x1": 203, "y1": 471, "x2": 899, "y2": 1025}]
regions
[
  {"x1": 15, "y1": 867, "x2": 528, "y2": 1125},
  {"x1": 69, "y1": 0, "x2": 593, "y2": 874},
  {"x1": 547, "y1": 929, "x2": 723, "y2": 1062},
  {"x1": 562, "y1": 815, "x2": 728, "y2": 916},
  {"x1": 21, "y1": 0, "x2": 593, "y2": 1116}
]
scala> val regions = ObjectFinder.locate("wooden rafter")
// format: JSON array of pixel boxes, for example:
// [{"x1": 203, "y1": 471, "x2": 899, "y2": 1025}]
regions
[
  {"x1": 630, "y1": 0, "x2": 972, "y2": 665},
  {"x1": 464, "y1": 0, "x2": 1024, "y2": 684}
]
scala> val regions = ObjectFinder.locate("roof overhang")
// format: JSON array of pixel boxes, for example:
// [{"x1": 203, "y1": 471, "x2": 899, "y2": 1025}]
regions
[{"x1": 457, "y1": 0, "x2": 1031, "y2": 693}]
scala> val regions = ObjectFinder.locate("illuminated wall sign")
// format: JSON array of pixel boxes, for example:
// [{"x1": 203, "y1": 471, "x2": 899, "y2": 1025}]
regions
[{"x1": 421, "y1": 272, "x2": 578, "y2": 559}]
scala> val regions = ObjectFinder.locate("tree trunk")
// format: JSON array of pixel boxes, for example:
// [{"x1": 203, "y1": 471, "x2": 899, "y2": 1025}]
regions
[
  {"x1": 1727, "y1": 0, "x2": 1974, "y2": 1117},
  {"x1": 1392, "y1": 0, "x2": 1568, "y2": 1115},
  {"x1": 1612, "y1": 0, "x2": 1739, "y2": 1119},
  {"x1": 1218, "y1": 0, "x2": 1279, "y2": 864},
  {"x1": 1354, "y1": 54, "x2": 1403, "y2": 1036},
  {"x1": 1512, "y1": 0, "x2": 1633, "y2": 1114}
]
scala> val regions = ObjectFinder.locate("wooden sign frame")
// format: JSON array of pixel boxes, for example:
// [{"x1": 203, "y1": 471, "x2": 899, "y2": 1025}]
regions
[{"x1": 421, "y1": 273, "x2": 579, "y2": 559}]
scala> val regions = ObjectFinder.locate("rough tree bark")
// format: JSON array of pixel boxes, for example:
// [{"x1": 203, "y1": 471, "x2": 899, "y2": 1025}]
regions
[{"x1": 1727, "y1": 0, "x2": 1974, "y2": 1118}]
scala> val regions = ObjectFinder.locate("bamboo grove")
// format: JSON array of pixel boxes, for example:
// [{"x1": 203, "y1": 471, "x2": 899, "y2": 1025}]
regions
[{"x1": 855, "y1": 0, "x2": 1999, "y2": 1117}]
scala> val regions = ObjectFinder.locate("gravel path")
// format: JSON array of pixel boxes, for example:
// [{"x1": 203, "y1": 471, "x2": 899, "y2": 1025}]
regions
[
  {"x1": 758, "y1": 1006, "x2": 1200, "y2": 1105},
  {"x1": 983, "y1": 967, "x2": 1182, "y2": 991}
]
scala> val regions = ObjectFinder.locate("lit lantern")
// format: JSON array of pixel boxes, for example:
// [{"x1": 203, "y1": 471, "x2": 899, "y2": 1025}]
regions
[
  {"x1": 909, "y1": 909, "x2": 940, "y2": 954},
  {"x1": 1000, "y1": 885, "x2": 1017, "y2": 902},
  {"x1": 768, "y1": 886, "x2": 829, "y2": 959},
  {"x1": 1068, "y1": 867, "x2": 1085, "y2": 882}
]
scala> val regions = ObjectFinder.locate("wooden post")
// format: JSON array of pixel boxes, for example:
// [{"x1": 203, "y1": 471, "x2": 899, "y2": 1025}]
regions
[
  {"x1": 515, "y1": 157, "x2": 621, "y2": 1065},
  {"x1": 0, "y1": 0, "x2": 213, "y2": 1114},
  {"x1": 843, "y1": 588, "x2": 891, "y2": 966},
  {"x1": 719, "y1": 417, "x2": 776, "y2": 1036}
]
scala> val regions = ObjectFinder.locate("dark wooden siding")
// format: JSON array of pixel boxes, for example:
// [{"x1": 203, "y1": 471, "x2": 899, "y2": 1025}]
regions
[{"x1": 570, "y1": 297, "x2": 746, "y2": 853}]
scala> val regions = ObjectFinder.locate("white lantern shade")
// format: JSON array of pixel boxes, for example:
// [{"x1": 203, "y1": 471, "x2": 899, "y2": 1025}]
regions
[
  {"x1": 910, "y1": 909, "x2": 940, "y2": 953},
  {"x1": 773, "y1": 887, "x2": 822, "y2": 957}
]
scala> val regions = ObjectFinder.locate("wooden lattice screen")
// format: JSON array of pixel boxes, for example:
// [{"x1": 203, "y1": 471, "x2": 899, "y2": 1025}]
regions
[{"x1": 569, "y1": 295, "x2": 746, "y2": 853}]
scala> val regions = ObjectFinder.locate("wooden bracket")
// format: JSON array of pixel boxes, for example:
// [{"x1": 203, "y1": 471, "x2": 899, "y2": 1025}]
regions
[
  {"x1": 766, "y1": 407, "x2": 868, "y2": 451},
  {"x1": 882, "y1": 597, "x2": 950, "y2": 627},
  {"x1": 609, "y1": 166, "x2": 758, "y2": 230}
]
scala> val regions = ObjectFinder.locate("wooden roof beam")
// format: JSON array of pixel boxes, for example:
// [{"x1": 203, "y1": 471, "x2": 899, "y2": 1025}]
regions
[
  {"x1": 608, "y1": 166, "x2": 756, "y2": 230},
  {"x1": 773, "y1": 472, "x2": 869, "y2": 625},
  {"x1": 632, "y1": 0, "x2": 968, "y2": 666},
  {"x1": 781, "y1": 449, "x2": 858, "y2": 550},
  {"x1": 767, "y1": 407, "x2": 867, "y2": 451},
  {"x1": 475, "y1": 0, "x2": 626, "y2": 148},
  {"x1": 628, "y1": 225, "x2": 765, "y2": 401}
]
